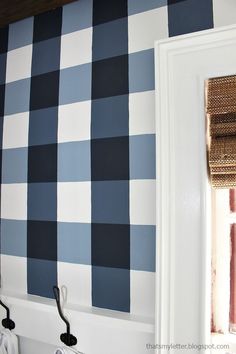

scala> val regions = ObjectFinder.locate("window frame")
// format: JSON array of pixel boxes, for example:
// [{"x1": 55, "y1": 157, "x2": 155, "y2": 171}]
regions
[{"x1": 155, "y1": 24, "x2": 236, "y2": 354}]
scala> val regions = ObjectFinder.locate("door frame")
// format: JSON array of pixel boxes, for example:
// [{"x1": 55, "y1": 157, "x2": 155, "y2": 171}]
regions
[{"x1": 155, "y1": 24, "x2": 236, "y2": 354}]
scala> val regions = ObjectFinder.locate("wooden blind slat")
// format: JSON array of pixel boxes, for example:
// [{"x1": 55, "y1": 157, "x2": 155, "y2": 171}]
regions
[{"x1": 207, "y1": 75, "x2": 236, "y2": 188}]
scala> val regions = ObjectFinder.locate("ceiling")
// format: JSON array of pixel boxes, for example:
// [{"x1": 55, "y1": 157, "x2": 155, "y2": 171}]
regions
[{"x1": 0, "y1": 0, "x2": 77, "y2": 28}]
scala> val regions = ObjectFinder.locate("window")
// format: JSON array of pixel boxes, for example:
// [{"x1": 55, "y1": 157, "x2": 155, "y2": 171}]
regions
[
  {"x1": 212, "y1": 189, "x2": 230, "y2": 334},
  {"x1": 229, "y1": 189, "x2": 236, "y2": 334},
  {"x1": 212, "y1": 188, "x2": 236, "y2": 334}
]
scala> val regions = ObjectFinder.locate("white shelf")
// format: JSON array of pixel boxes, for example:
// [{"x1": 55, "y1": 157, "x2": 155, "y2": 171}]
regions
[{"x1": 0, "y1": 290, "x2": 154, "y2": 333}]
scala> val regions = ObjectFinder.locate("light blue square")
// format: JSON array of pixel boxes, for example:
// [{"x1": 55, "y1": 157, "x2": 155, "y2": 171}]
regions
[
  {"x1": 5, "y1": 78, "x2": 31, "y2": 115},
  {"x1": 28, "y1": 183, "x2": 57, "y2": 221},
  {"x1": 91, "y1": 95, "x2": 129, "y2": 139},
  {"x1": 31, "y1": 37, "x2": 61, "y2": 76},
  {"x1": 92, "y1": 181, "x2": 129, "y2": 224},
  {"x1": 2, "y1": 147, "x2": 28, "y2": 183},
  {"x1": 128, "y1": 0, "x2": 167, "y2": 15},
  {"x1": 62, "y1": 0, "x2": 93, "y2": 34},
  {"x1": 29, "y1": 107, "x2": 58, "y2": 146},
  {"x1": 28, "y1": 258, "x2": 57, "y2": 298},
  {"x1": 92, "y1": 18, "x2": 128, "y2": 61},
  {"x1": 129, "y1": 49, "x2": 155, "y2": 93},
  {"x1": 58, "y1": 222, "x2": 91, "y2": 264},
  {"x1": 92, "y1": 266, "x2": 130, "y2": 312},
  {"x1": 1, "y1": 219, "x2": 27, "y2": 257},
  {"x1": 130, "y1": 134, "x2": 156, "y2": 179},
  {"x1": 59, "y1": 64, "x2": 92, "y2": 105},
  {"x1": 131, "y1": 225, "x2": 156, "y2": 272},
  {"x1": 58, "y1": 141, "x2": 90, "y2": 182},
  {"x1": 8, "y1": 17, "x2": 33, "y2": 51},
  {"x1": 0, "y1": 53, "x2": 7, "y2": 85}
]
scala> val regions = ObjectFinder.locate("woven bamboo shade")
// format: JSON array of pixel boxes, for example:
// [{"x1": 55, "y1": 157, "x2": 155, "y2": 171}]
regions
[{"x1": 206, "y1": 75, "x2": 236, "y2": 188}]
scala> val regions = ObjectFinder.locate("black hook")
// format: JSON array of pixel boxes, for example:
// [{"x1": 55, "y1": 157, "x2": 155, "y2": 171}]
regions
[
  {"x1": 0, "y1": 299, "x2": 15, "y2": 330},
  {"x1": 53, "y1": 286, "x2": 77, "y2": 347}
]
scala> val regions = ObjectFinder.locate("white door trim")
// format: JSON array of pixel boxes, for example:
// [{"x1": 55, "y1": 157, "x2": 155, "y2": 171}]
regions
[{"x1": 155, "y1": 24, "x2": 236, "y2": 354}]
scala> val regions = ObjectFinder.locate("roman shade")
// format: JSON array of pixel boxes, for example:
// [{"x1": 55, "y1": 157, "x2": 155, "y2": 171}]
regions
[{"x1": 206, "y1": 75, "x2": 236, "y2": 188}]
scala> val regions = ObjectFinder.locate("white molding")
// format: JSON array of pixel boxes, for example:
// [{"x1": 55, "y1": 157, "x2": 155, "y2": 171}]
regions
[{"x1": 155, "y1": 24, "x2": 236, "y2": 354}]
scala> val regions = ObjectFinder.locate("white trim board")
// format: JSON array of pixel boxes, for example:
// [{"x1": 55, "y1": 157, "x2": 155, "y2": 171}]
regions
[{"x1": 155, "y1": 24, "x2": 236, "y2": 354}]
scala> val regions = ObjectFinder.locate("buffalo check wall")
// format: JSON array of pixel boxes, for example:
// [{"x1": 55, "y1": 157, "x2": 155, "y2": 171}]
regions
[{"x1": 0, "y1": 0, "x2": 235, "y2": 315}]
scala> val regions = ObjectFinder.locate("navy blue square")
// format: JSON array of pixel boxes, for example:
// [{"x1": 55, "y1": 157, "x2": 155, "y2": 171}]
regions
[
  {"x1": 33, "y1": 8, "x2": 62, "y2": 43},
  {"x1": 31, "y1": 37, "x2": 61, "y2": 76},
  {"x1": 28, "y1": 183, "x2": 57, "y2": 221},
  {"x1": 168, "y1": 0, "x2": 213, "y2": 36},
  {"x1": 168, "y1": 0, "x2": 186, "y2": 3},
  {"x1": 92, "y1": 223, "x2": 130, "y2": 269},
  {"x1": 29, "y1": 107, "x2": 58, "y2": 146},
  {"x1": 92, "y1": 17, "x2": 128, "y2": 61},
  {"x1": 92, "y1": 55, "x2": 129, "y2": 99},
  {"x1": 28, "y1": 144, "x2": 57, "y2": 183},
  {"x1": 91, "y1": 136, "x2": 129, "y2": 181},
  {"x1": 0, "y1": 116, "x2": 3, "y2": 184},
  {"x1": 27, "y1": 220, "x2": 57, "y2": 261},
  {"x1": 28, "y1": 258, "x2": 57, "y2": 298},
  {"x1": 0, "y1": 85, "x2": 5, "y2": 116},
  {"x1": 0, "y1": 53, "x2": 7, "y2": 85},
  {"x1": 91, "y1": 95, "x2": 129, "y2": 139},
  {"x1": 0, "y1": 116, "x2": 3, "y2": 149},
  {"x1": 92, "y1": 266, "x2": 130, "y2": 312},
  {"x1": 0, "y1": 27, "x2": 8, "y2": 54},
  {"x1": 92, "y1": 181, "x2": 129, "y2": 224},
  {"x1": 30, "y1": 71, "x2": 60, "y2": 111},
  {"x1": 93, "y1": 0, "x2": 127, "y2": 26}
]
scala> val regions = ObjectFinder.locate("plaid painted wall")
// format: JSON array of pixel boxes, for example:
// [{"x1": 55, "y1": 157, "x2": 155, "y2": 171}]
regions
[{"x1": 0, "y1": 0, "x2": 235, "y2": 315}]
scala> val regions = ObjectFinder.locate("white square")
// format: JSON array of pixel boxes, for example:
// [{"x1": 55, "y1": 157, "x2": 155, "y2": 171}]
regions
[
  {"x1": 1, "y1": 255, "x2": 27, "y2": 294},
  {"x1": 3, "y1": 112, "x2": 29, "y2": 149},
  {"x1": 58, "y1": 101, "x2": 91, "y2": 143},
  {"x1": 213, "y1": 0, "x2": 236, "y2": 27},
  {"x1": 129, "y1": 90, "x2": 155, "y2": 136},
  {"x1": 131, "y1": 270, "x2": 155, "y2": 317},
  {"x1": 58, "y1": 182, "x2": 91, "y2": 222},
  {"x1": 6, "y1": 45, "x2": 32, "y2": 83},
  {"x1": 1, "y1": 184, "x2": 27, "y2": 220},
  {"x1": 130, "y1": 180, "x2": 156, "y2": 225},
  {"x1": 58, "y1": 262, "x2": 91, "y2": 307},
  {"x1": 128, "y1": 7, "x2": 168, "y2": 54},
  {"x1": 60, "y1": 28, "x2": 92, "y2": 69}
]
